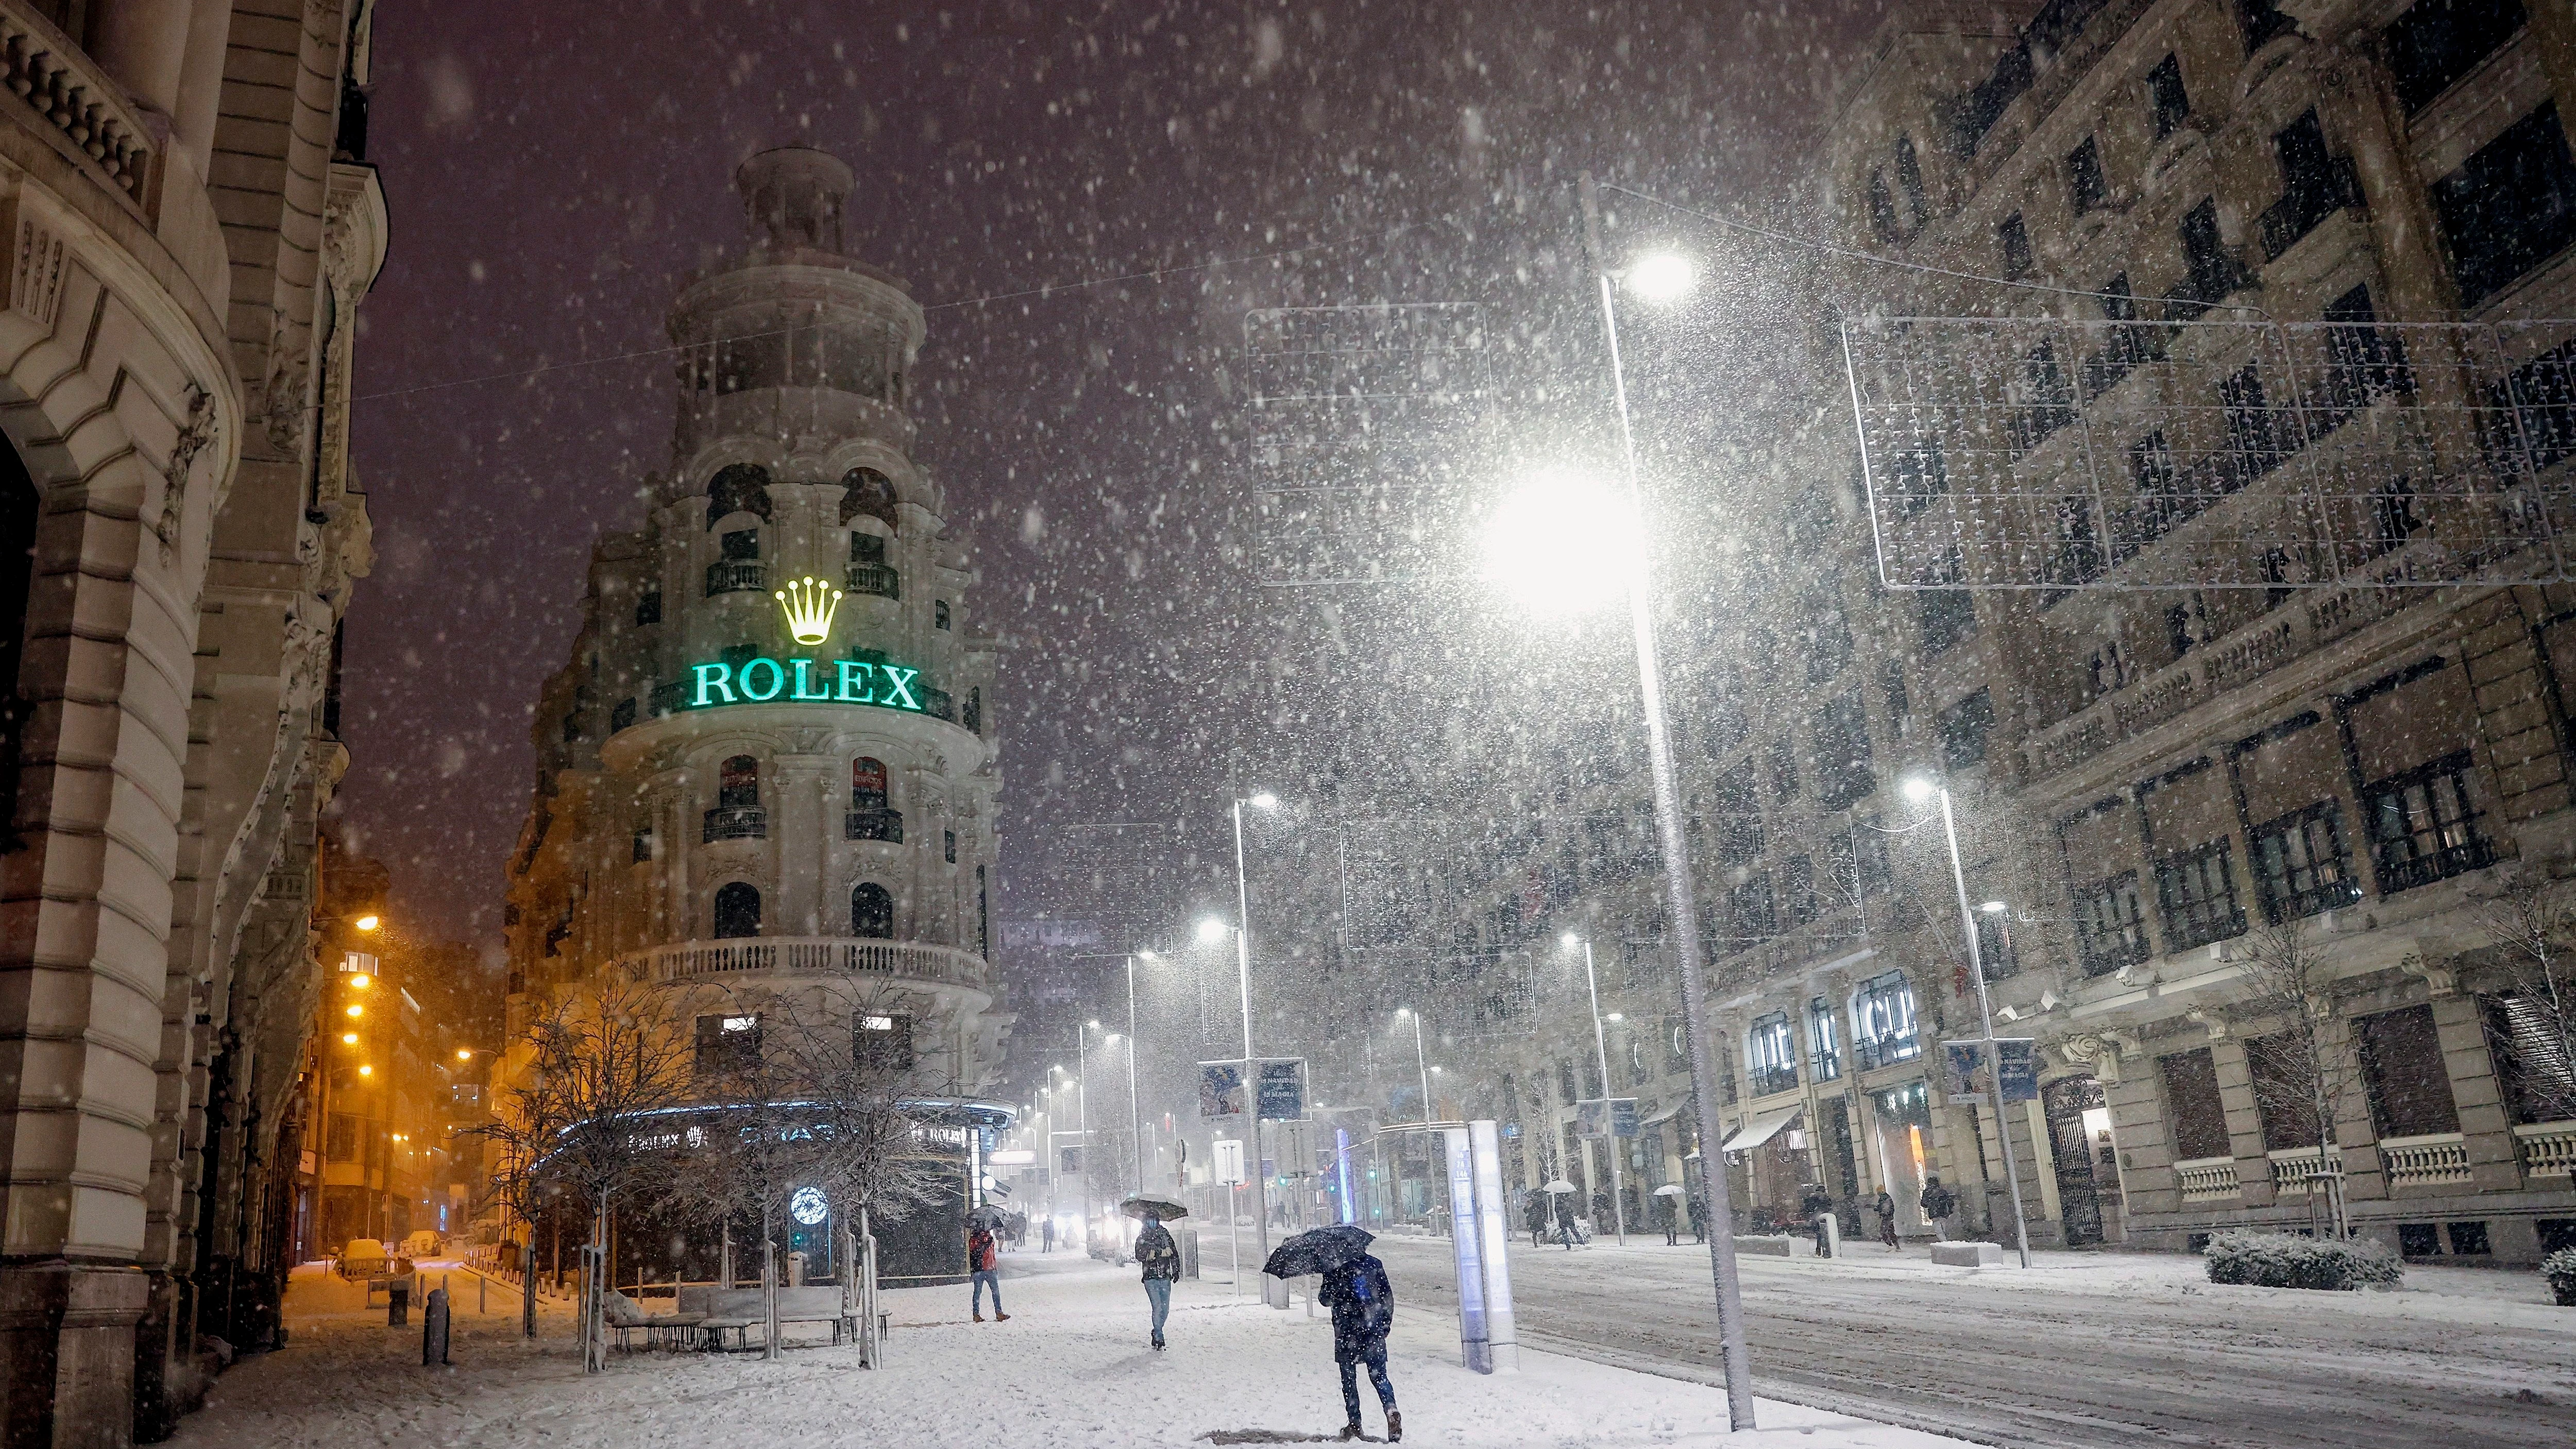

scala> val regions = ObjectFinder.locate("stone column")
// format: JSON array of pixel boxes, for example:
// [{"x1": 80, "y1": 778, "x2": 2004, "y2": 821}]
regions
[{"x1": 171, "y1": 0, "x2": 235, "y2": 178}]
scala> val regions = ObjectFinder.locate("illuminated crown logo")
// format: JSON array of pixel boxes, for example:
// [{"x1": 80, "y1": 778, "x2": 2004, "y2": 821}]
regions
[{"x1": 774, "y1": 575, "x2": 844, "y2": 646}]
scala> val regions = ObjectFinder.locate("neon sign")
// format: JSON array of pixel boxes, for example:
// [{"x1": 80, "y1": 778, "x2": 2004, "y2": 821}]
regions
[
  {"x1": 774, "y1": 576, "x2": 844, "y2": 646},
  {"x1": 688, "y1": 656, "x2": 924, "y2": 711}
]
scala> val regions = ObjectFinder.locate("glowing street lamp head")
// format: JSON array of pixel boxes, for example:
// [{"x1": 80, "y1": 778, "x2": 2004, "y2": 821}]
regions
[
  {"x1": 773, "y1": 575, "x2": 845, "y2": 646},
  {"x1": 348, "y1": 973, "x2": 370, "y2": 989},
  {"x1": 1248, "y1": 792, "x2": 1279, "y2": 811},
  {"x1": 1481, "y1": 469, "x2": 1641, "y2": 618},
  {"x1": 352, "y1": 913, "x2": 381, "y2": 932},
  {"x1": 1980, "y1": 900, "x2": 2009, "y2": 915},
  {"x1": 1196, "y1": 916, "x2": 1229, "y2": 944},
  {"x1": 1902, "y1": 776, "x2": 1939, "y2": 804},
  {"x1": 1626, "y1": 251, "x2": 1696, "y2": 303},
  {"x1": 1561, "y1": 932, "x2": 1580, "y2": 951}
]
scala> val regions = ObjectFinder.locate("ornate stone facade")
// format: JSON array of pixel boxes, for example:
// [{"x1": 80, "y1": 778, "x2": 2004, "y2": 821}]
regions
[{"x1": 0, "y1": 3, "x2": 381, "y2": 1443}]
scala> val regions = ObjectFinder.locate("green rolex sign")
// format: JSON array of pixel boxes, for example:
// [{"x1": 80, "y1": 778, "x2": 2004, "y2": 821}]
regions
[{"x1": 686, "y1": 657, "x2": 925, "y2": 711}]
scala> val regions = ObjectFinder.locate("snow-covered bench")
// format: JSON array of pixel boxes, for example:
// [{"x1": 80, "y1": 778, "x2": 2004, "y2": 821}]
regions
[
  {"x1": 601, "y1": 1290, "x2": 705, "y2": 1352},
  {"x1": 675, "y1": 1286, "x2": 857, "y2": 1345}
]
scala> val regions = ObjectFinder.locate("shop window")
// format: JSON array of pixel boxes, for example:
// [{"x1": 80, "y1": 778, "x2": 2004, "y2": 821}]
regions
[
  {"x1": 852, "y1": 882, "x2": 894, "y2": 939},
  {"x1": 1748, "y1": 1013, "x2": 1799, "y2": 1097},
  {"x1": 2158, "y1": 1046, "x2": 2232, "y2": 1161},
  {"x1": 2359, "y1": 1003, "x2": 2463, "y2": 1138},
  {"x1": 2364, "y1": 750, "x2": 2492, "y2": 892},
  {"x1": 1852, "y1": 971, "x2": 1919, "y2": 1070},
  {"x1": 712, "y1": 882, "x2": 761, "y2": 939}
]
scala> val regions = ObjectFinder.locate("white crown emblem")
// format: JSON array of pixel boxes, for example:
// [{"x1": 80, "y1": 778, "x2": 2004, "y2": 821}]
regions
[{"x1": 774, "y1": 575, "x2": 844, "y2": 645}]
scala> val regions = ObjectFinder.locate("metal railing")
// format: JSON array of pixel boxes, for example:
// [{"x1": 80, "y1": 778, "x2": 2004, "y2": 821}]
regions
[
  {"x1": 846, "y1": 561, "x2": 901, "y2": 599},
  {"x1": 702, "y1": 806, "x2": 768, "y2": 842},
  {"x1": 706, "y1": 560, "x2": 767, "y2": 595},
  {"x1": 846, "y1": 808, "x2": 903, "y2": 842}
]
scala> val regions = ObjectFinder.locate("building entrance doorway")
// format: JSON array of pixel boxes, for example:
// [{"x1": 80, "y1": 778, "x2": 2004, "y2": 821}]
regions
[{"x1": 2043, "y1": 1075, "x2": 2108, "y2": 1247}]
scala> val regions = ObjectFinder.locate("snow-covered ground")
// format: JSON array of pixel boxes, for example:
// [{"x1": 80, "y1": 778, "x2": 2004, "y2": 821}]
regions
[{"x1": 170, "y1": 1250, "x2": 1973, "y2": 1448}]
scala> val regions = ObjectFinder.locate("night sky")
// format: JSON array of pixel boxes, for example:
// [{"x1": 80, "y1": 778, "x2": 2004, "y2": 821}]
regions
[{"x1": 336, "y1": 0, "x2": 1890, "y2": 988}]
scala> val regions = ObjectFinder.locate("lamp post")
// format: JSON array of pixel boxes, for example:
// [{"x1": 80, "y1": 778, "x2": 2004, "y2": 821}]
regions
[
  {"x1": 1228, "y1": 791, "x2": 1283, "y2": 1306},
  {"x1": 1481, "y1": 171, "x2": 1754, "y2": 1426},
  {"x1": 1563, "y1": 934, "x2": 1629, "y2": 1246},
  {"x1": 1128, "y1": 952, "x2": 1151, "y2": 1196},
  {"x1": 1070, "y1": 1049, "x2": 1094, "y2": 1252},
  {"x1": 1904, "y1": 776, "x2": 2034, "y2": 1270}
]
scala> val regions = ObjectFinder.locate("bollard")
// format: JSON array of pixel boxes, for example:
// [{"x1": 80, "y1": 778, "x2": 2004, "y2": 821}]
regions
[
  {"x1": 1816, "y1": 1213, "x2": 1841, "y2": 1260},
  {"x1": 388, "y1": 1278, "x2": 411, "y2": 1327},
  {"x1": 423, "y1": 1287, "x2": 451, "y2": 1366},
  {"x1": 479, "y1": 1273, "x2": 486, "y2": 1315}
]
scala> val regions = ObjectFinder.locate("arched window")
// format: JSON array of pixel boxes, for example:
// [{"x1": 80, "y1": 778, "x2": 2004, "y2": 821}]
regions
[
  {"x1": 851, "y1": 757, "x2": 888, "y2": 810},
  {"x1": 713, "y1": 882, "x2": 762, "y2": 939},
  {"x1": 706, "y1": 463, "x2": 774, "y2": 530},
  {"x1": 838, "y1": 466, "x2": 899, "y2": 532},
  {"x1": 719, "y1": 755, "x2": 760, "y2": 809},
  {"x1": 851, "y1": 882, "x2": 894, "y2": 939}
]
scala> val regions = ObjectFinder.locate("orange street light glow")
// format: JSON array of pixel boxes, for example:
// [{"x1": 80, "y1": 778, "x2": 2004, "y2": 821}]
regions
[
  {"x1": 358, "y1": 1065, "x2": 372, "y2": 1076},
  {"x1": 349, "y1": 974, "x2": 370, "y2": 988},
  {"x1": 455, "y1": 1048, "x2": 472, "y2": 1061},
  {"x1": 340, "y1": 1033, "x2": 357, "y2": 1045},
  {"x1": 353, "y1": 914, "x2": 381, "y2": 931},
  {"x1": 345, "y1": 1004, "x2": 363, "y2": 1017}
]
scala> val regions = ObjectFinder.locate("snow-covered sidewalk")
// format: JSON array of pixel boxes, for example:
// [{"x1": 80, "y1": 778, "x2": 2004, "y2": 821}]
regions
[{"x1": 171, "y1": 1252, "x2": 1976, "y2": 1447}]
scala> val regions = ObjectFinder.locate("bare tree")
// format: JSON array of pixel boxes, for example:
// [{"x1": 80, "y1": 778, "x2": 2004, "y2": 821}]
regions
[
  {"x1": 521, "y1": 976, "x2": 690, "y2": 1372},
  {"x1": 466, "y1": 1075, "x2": 567, "y2": 1339},
  {"x1": 2234, "y1": 916, "x2": 2353, "y2": 1239},
  {"x1": 2473, "y1": 873, "x2": 2576, "y2": 1126},
  {"x1": 662, "y1": 991, "x2": 825, "y2": 1361}
]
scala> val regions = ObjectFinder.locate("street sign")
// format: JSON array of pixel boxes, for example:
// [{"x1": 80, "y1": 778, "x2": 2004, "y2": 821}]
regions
[
  {"x1": 1058, "y1": 1144, "x2": 1083, "y2": 1175},
  {"x1": 1213, "y1": 1137, "x2": 1246, "y2": 1185},
  {"x1": 1574, "y1": 1097, "x2": 1640, "y2": 1139},
  {"x1": 1941, "y1": 1039, "x2": 2039, "y2": 1104}
]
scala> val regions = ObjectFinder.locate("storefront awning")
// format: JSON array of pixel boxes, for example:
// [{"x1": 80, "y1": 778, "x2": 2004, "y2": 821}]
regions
[{"x1": 1720, "y1": 1106, "x2": 1804, "y2": 1154}]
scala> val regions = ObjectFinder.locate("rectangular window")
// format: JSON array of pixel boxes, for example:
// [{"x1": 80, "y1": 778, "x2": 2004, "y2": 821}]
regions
[
  {"x1": 855, "y1": 1013, "x2": 915, "y2": 1072},
  {"x1": 944, "y1": 829, "x2": 957, "y2": 863},
  {"x1": 2222, "y1": 360, "x2": 2296, "y2": 483},
  {"x1": 1889, "y1": 433, "x2": 1948, "y2": 517},
  {"x1": 2314, "y1": 284, "x2": 2412, "y2": 425},
  {"x1": 2159, "y1": 1046, "x2": 2233, "y2": 1161},
  {"x1": 1935, "y1": 688, "x2": 1995, "y2": 771},
  {"x1": 2484, "y1": 993, "x2": 2576, "y2": 1126},
  {"x1": 631, "y1": 824, "x2": 652, "y2": 863},
  {"x1": 326, "y1": 1112, "x2": 360, "y2": 1163},
  {"x1": 2249, "y1": 802, "x2": 2360, "y2": 920},
  {"x1": 1768, "y1": 734, "x2": 1800, "y2": 803},
  {"x1": 2246, "y1": 1031, "x2": 2329, "y2": 1151},
  {"x1": 1727, "y1": 874, "x2": 1777, "y2": 942},
  {"x1": 2358, "y1": 1003, "x2": 2463, "y2": 1138},
  {"x1": 2010, "y1": 339, "x2": 2078, "y2": 453},
  {"x1": 1919, "y1": 589, "x2": 1978, "y2": 656},
  {"x1": 1853, "y1": 971, "x2": 1920, "y2": 1071},
  {"x1": 2385, "y1": 0, "x2": 2528, "y2": 113},
  {"x1": 2074, "y1": 871, "x2": 2150, "y2": 975},
  {"x1": 694, "y1": 1013, "x2": 763, "y2": 1077},
  {"x1": 2260, "y1": 108, "x2": 2355, "y2": 260},
  {"x1": 1812, "y1": 688, "x2": 1876, "y2": 810},
  {"x1": 1853, "y1": 816, "x2": 1894, "y2": 896},
  {"x1": 2148, "y1": 54, "x2": 2190, "y2": 140},
  {"x1": 1804, "y1": 589, "x2": 1854, "y2": 684},
  {"x1": 1781, "y1": 854, "x2": 1819, "y2": 927},
  {"x1": 1999, "y1": 211, "x2": 2032, "y2": 277},
  {"x1": 2180, "y1": 198, "x2": 2235, "y2": 303},
  {"x1": 1809, "y1": 996, "x2": 1842, "y2": 1082},
  {"x1": 1881, "y1": 658, "x2": 1911, "y2": 731},
  {"x1": 635, "y1": 590, "x2": 662, "y2": 626},
  {"x1": 2068, "y1": 136, "x2": 2109, "y2": 213},
  {"x1": 2432, "y1": 101, "x2": 2576, "y2": 309},
  {"x1": 720, "y1": 527, "x2": 761, "y2": 561},
  {"x1": 2156, "y1": 840, "x2": 2247, "y2": 951},
  {"x1": 2238, "y1": 0, "x2": 2295, "y2": 52},
  {"x1": 1974, "y1": 910, "x2": 2019, "y2": 980},
  {"x1": 1748, "y1": 1012, "x2": 1799, "y2": 1097},
  {"x1": 2364, "y1": 749, "x2": 2493, "y2": 892}
]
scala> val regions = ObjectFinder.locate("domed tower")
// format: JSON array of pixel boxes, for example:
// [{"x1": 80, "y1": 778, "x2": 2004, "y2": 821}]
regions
[{"x1": 506, "y1": 146, "x2": 1007, "y2": 1116}]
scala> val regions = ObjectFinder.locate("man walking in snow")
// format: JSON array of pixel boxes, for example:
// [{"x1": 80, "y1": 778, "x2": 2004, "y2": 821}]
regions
[
  {"x1": 968, "y1": 1222, "x2": 1008, "y2": 1322},
  {"x1": 1318, "y1": 1249, "x2": 1400, "y2": 1442},
  {"x1": 1134, "y1": 1209, "x2": 1181, "y2": 1350},
  {"x1": 1041, "y1": 1216, "x2": 1056, "y2": 1253},
  {"x1": 1873, "y1": 1189, "x2": 1900, "y2": 1248},
  {"x1": 1525, "y1": 1192, "x2": 1548, "y2": 1248},
  {"x1": 1919, "y1": 1176, "x2": 1959, "y2": 1243}
]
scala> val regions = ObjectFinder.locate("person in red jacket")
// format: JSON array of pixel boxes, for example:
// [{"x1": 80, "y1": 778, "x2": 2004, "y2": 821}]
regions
[{"x1": 968, "y1": 1223, "x2": 1008, "y2": 1322}]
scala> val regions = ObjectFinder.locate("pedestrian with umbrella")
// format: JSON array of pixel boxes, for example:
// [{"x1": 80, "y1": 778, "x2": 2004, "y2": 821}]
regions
[
  {"x1": 1545, "y1": 1179, "x2": 1580, "y2": 1249},
  {"x1": 1267, "y1": 1226, "x2": 1398, "y2": 1443},
  {"x1": 1652, "y1": 1183, "x2": 1686, "y2": 1246},
  {"x1": 1122, "y1": 1194, "x2": 1187, "y2": 1351}
]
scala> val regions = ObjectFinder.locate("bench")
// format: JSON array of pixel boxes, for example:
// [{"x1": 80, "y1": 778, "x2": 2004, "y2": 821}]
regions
[
  {"x1": 675, "y1": 1286, "x2": 858, "y2": 1346},
  {"x1": 601, "y1": 1291, "x2": 707, "y2": 1353}
]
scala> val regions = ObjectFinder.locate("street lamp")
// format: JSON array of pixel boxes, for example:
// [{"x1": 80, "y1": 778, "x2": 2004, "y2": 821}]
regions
[
  {"x1": 1127, "y1": 951, "x2": 1151, "y2": 1196},
  {"x1": 1228, "y1": 790, "x2": 1284, "y2": 1307},
  {"x1": 1477, "y1": 172, "x2": 1759, "y2": 1425},
  {"x1": 1903, "y1": 774, "x2": 2035, "y2": 1270},
  {"x1": 1394, "y1": 1010, "x2": 1433, "y2": 1124},
  {"x1": 1078, "y1": 1024, "x2": 1105, "y2": 1251},
  {"x1": 1562, "y1": 934, "x2": 1628, "y2": 1246}
]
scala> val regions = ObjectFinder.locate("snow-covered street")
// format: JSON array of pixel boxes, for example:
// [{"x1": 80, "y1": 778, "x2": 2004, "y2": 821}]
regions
[
  {"x1": 1359, "y1": 1234, "x2": 2576, "y2": 1448},
  {"x1": 169, "y1": 1252, "x2": 1969, "y2": 1448}
]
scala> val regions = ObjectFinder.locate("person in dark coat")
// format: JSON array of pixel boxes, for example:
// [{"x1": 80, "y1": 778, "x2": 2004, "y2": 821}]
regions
[
  {"x1": 1524, "y1": 1191, "x2": 1548, "y2": 1248},
  {"x1": 1133, "y1": 1211, "x2": 1181, "y2": 1350},
  {"x1": 1873, "y1": 1189, "x2": 1899, "y2": 1248},
  {"x1": 1657, "y1": 1192, "x2": 1679, "y2": 1246},
  {"x1": 1552, "y1": 1190, "x2": 1579, "y2": 1249},
  {"x1": 1686, "y1": 1193, "x2": 1705, "y2": 1245},
  {"x1": 1317, "y1": 1251, "x2": 1400, "y2": 1442}
]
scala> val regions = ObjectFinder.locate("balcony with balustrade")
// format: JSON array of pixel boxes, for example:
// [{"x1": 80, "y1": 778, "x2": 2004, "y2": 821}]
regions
[
  {"x1": 619, "y1": 935, "x2": 993, "y2": 1001},
  {"x1": 2175, "y1": 1156, "x2": 2240, "y2": 1202}
]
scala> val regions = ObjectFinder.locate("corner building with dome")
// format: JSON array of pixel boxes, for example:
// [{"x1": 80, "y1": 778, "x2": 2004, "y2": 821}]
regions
[{"x1": 502, "y1": 147, "x2": 1010, "y2": 1282}]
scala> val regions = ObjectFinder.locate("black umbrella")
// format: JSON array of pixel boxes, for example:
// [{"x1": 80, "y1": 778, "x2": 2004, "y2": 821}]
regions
[{"x1": 1263, "y1": 1224, "x2": 1375, "y2": 1278}]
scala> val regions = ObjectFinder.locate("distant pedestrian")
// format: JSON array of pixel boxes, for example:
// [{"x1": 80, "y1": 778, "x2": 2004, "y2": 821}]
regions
[
  {"x1": 1134, "y1": 1211, "x2": 1181, "y2": 1351},
  {"x1": 1919, "y1": 1177, "x2": 1959, "y2": 1242},
  {"x1": 1524, "y1": 1192, "x2": 1548, "y2": 1248},
  {"x1": 1041, "y1": 1217, "x2": 1057, "y2": 1253},
  {"x1": 968, "y1": 1222, "x2": 1008, "y2": 1322},
  {"x1": 1591, "y1": 1190, "x2": 1612, "y2": 1235},
  {"x1": 1687, "y1": 1194, "x2": 1705, "y2": 1245},
  {"x1": 1318, "y1": 1250, "x2": 1400, "y2": 1443},
  {"x1": 1553, "y1": 1191, "x2": 1578, "y2": 1250},
  {"x1": 1658, "y1": 1193, "x2": 1679, "y2": 1246},
  {"x1": 1873, "y1": 1189, "x2": 1899, "y2": 1248}
]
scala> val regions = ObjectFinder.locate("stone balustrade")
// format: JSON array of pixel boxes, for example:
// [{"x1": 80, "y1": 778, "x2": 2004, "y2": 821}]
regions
[
  {"x1": 0, "y1": 2, "x2": 157, "y2": 209},
  {"x1": 620, "y1": 936, "x2": 990, "y2": 994},
  {"x1": 2513, "y1": 1120, "x2": 2576, "y2": 1179},
  {"x1": 2175, "y1": 1156, "x2": 2240, "y2": 1202},
  {"x1": 2377, "y1": 1132, "x2": 2471, "y2": 1188},
  {"x1": 2265, "y1": 1144, "x2": 2344, "y2": 1195}
]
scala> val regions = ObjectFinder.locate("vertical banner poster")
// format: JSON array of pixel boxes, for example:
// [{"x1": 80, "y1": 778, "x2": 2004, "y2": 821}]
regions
[
  {"x1": 1199, "y1": 1061, "x2": 1247, "y2": 1118},
  {"x1": 1257, "y1": 1059, "x2": 1307, "y2": 1121}
]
